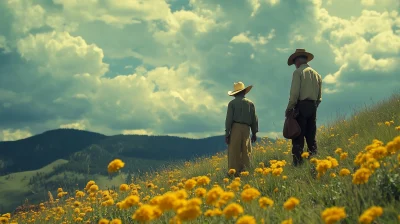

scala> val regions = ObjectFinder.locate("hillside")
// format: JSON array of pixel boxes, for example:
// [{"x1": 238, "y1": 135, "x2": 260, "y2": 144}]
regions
[
  {"x1": 0, "y1": 129, "x2": 107, "y2": 175},
  {"x1": 3, "y1": 93, "x2": 399, "y2": 223},
  {"x1": 0, "y1": 129, "x2": 265, "y2": 213},
  {"x1": 0, "y1": 130, "x2": 263, "y2": 176}
]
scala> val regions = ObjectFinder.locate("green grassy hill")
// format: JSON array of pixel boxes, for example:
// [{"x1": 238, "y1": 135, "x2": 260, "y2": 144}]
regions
[
  {"x1": 0, "y1": 128, "x2": 265, "y2": 213},
  {"x1": 3, "y1": 93, "x2": 400, "y2": 223}
]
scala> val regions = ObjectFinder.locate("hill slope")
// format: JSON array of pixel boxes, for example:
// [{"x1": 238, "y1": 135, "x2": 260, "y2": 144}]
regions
[
  {"x1": 5, "y1": 93, "x2": 399, "y2": 223},
  {"x1": 0, "y1": 129, "x2": 107, "y2": 175}
]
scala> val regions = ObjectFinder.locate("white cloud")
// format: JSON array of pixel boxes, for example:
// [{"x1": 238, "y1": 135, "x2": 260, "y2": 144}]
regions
[
  {"x1": 361, "y1": 0, "x2": 375, "y2": 6},
  {"x1": 0, "y1": 36, "x2": 10, "y2": 53},
  {"x1": 6, "y1": 0, "x2": 46, "y2": 34},
  {"x1": 59, "y1": 121, "x2": 87, "y2": 130},
  {"x1": 230, "y1": 29, "x2": 275, "y2": 49},
  {"x1": 16, "y1": 31, "x2": 109, "y2": 77},
  {"x1": 1, "y1": 129, "x2": 32, "y2": 141},
  {"x1": 122, "y1": 129, "x2": 154, "y2": 135},
  {"x1": 314, "y1": 5, "x2": 400, "y2": 92}
]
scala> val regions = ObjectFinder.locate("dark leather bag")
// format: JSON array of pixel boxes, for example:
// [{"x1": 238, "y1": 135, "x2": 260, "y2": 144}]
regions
[{"x1": 283, "y1": 108, "x2": 301, "y2": 139}]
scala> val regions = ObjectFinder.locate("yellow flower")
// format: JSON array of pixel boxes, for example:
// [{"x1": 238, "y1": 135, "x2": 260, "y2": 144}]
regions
[
  {"x1": 321, "y1": 206, "x2": 346, "y2": 224},
  {"x1": 272, "y1": 168, "x2": 283, "y2": 176},
  {"x1": 301, "y1": 152, "x2": 310, "y2": 158},
  {"x1": 206, "y1": 186, "x2": 224, "y2": 205},
  {"x1": 395, "y1": 126, "x2": 400, "y2": 131},
  {"x1": 132, "y1": 204, "x2": 159, "y2": 222},
  {"x1": 223, "y1": 203, "x2": 244, "y2": 219},
  {"x1": 340, "y1": 152, "x2": 348, "y2": 160},
  {"x1": 119, "y1": 184, "x2": 130, "y2": 192},
  {"x1": 98, "y1": 218, "x2": 109, "y2": 224},
  {"x1": 281, "y1": 218, "x2": 293, "y2": 224},
  {"x1": 196, "y1": 176, "x2": 211, "y2": 186},
  {"x1": 176, "y1": 198, "x2": 202, "y2": 221},
  {"x1": 110, "y1": 219, "x2": 122, "y2": 224},
  {"x1": 241, "y1": 188, "x2": 260, "y2": 202},
  {"x1": 221, "y1": 191, "x2": 235, "y2": 202},
  {"x1": 158, "y1": 192, "x2": 178, "y2": 211},
  {"x1": 339, "y1": 168, "x2": 351, "y2": 176},
  {"x1": 283, "y1": 197, "x2": 300, "y2": 210},
  {"x1": 335, "y1": 148, "x2": 343, "y2": 154},
  {"x1": 195, "y1": 188, "x2": 207, "y2": 198},
  {"x1": 259, "y1": 197, "x2": 274, "y2": 209},
  {"x1": 107, "y1": 159, "x2": 125, "y2": 173},
  {"x1": 358, "y1": 206, "x2": 383, "y2": 224},
  {"x1": 228, "y1": 169, "x2": 236, "y2": 175},
  {"x1": 330, "y1": 173, "x2": 336, "y2": 178},
  {"x1": 240, "y1": 171, "x2": 249, "y2": 176},
  {"x1": 223, "y1": 178, "x2": 230, "y2": 183},
  {"x1": 236, "y1": 215, "x2": 256, "y2": 224},
  {"x1": 184, "y1": 179, "x2": 197, "y2": 191},
  {"x1": 352, "y1": 168, "x2": 372, "y2": 185}
]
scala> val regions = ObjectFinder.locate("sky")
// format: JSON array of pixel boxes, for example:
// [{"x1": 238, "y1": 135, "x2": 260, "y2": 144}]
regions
[{"x1": 0, "y1": 0, "x2": 399, "y2": 141}]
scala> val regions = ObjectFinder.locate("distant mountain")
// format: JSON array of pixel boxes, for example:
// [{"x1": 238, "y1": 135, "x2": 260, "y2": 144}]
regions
[{"x1": 0, "y1": 129, "x2": 266, "y2": 176}]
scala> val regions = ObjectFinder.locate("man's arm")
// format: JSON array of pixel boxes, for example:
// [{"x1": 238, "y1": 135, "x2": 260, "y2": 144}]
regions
[
  {"x1": 287, "y1": 71, "x2": 301, "y2": 110},
  {"x1": 250, "y1": 103, "x2": 258, "y2": 136},
  {"x1": 317, "y1": 74, "x2": 322, "y2": 107},
  {"x1": 225, "y1": 101, "x2": 234, "y2": 137}
]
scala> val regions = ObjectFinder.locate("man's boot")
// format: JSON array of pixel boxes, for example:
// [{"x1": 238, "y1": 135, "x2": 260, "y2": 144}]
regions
[
  {"x1": 308, "y1": 145, "x2": 318, "y2": 158},
  {"x1": 292, "y1": 154, "x2": 303, "y2": 167}
]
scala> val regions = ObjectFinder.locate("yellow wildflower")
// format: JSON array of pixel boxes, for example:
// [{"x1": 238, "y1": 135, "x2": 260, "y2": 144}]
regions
[
  {"x1": 241, "y1": 188, "x2": 260, "y2": 202},
  {"x1": 236, "y1": 215, "x2": 256, "y2": 224},
  {"x1": 283, "y1": 197, "x2": 300, "y2": 210},
  {"x1": 259, "y1": 197, "x2": 274, "y2": 209},
  {"x1": 321, "y1": 206, "x2": 346, "y2": 224},
  {"x1": 107, "y1": 159, "x2": 125, "y2": 173},
  {"x1": 358, "y1": 206, "x2": 383, "y2": 224},
  {"x1": 301, "y1": 152, "x2": 310, "y2": 158},
  {"x1": 352, "y1": 168, "x2": 372, "y2": 185},
  {"x1": 339, "y1": 168, "x2": 351, "y2": 176},
  {"x1": 223, "y1": 203, "x2": 244, "y2": 219}
]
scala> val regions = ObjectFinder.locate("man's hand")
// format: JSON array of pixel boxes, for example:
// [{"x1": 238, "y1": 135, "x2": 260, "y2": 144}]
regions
[
  {"x1": 251, "y1": 134, "x2": 257, "y2": 143},
  {"x1": 225, "y1": 136, "x2": 230, "y2": 145}
]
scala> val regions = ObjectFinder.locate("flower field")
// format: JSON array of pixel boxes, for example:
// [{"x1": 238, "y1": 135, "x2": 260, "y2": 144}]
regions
[{"x1": 1, "y1": 94, "x2": 400, "y2": 224}]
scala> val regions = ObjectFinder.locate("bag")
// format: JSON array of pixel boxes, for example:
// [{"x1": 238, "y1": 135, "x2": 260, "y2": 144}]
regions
[{"x1": 283, "y1": 108, "x2": 301, "y2": 139}]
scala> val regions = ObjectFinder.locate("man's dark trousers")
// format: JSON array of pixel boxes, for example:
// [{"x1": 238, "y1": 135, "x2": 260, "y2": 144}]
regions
[{"x1": 292, "y1": 100, "x2": 318, "y2": 166}]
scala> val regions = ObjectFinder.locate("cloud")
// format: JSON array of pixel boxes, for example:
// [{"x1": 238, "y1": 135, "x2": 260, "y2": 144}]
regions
[
  {"x1": 230, "y1": 29, "x2": 276, "y2": 49},
  {"x1": 17, "y1": 31, "x2": 109, "y2": 77},
  {"x1": 0, "y1": 129, "x2": 32, "y2": 141},
  {"x1": 60, "y1": 120, "x2": 87, "y2": 130},
  {"x1": 122, "y1": 129, "x2": 154, "y2": 135}
]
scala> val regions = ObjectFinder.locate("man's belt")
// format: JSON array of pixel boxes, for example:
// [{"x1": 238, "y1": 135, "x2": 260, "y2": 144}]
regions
[
  {"x1": 233, "y1": 121, "x2": 250, "y2": 126},
  {"x1": 298, "y1": 99, "x2": 316, "y2": 103}
]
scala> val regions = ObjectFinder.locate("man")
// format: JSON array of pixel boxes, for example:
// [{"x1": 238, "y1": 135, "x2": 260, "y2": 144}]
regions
[
  {"x1": 225, "y1": 81, "x2": 258, "y2": 177},
  {"x1": 286, "y1": 49, "x2": 322, "y2": 166}
]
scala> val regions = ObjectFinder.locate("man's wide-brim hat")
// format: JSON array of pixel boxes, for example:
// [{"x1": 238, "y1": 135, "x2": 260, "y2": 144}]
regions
[
  {"x1": 287, "y1": 48, "x2": 314, "y2": 66},
  {"x1": 228, "y1": 82, "x2": 253, "y2": 96}
]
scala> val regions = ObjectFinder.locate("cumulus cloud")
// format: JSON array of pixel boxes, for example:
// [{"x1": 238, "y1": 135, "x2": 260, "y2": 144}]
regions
[
  {"x1": 17, "y1": 31, "x2": 109, "y2": 77},
  {"x1": 60, "y1": 121, "x2": 87, "y2": 130},
  {"x1": 0, "y1": 129, "x2": 32, "y2": 141},
  {"x1": 230, "y1": 29, "x2": 276, "y2": 49}
]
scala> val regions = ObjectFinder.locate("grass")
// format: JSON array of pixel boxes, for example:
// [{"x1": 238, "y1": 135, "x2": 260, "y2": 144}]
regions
[
  {"x1": 0, "y1": 159, "x2": 69, "y2": 213},
  {"x1": 1, "y1": 93, "x2": 400, "y2": 224}
]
